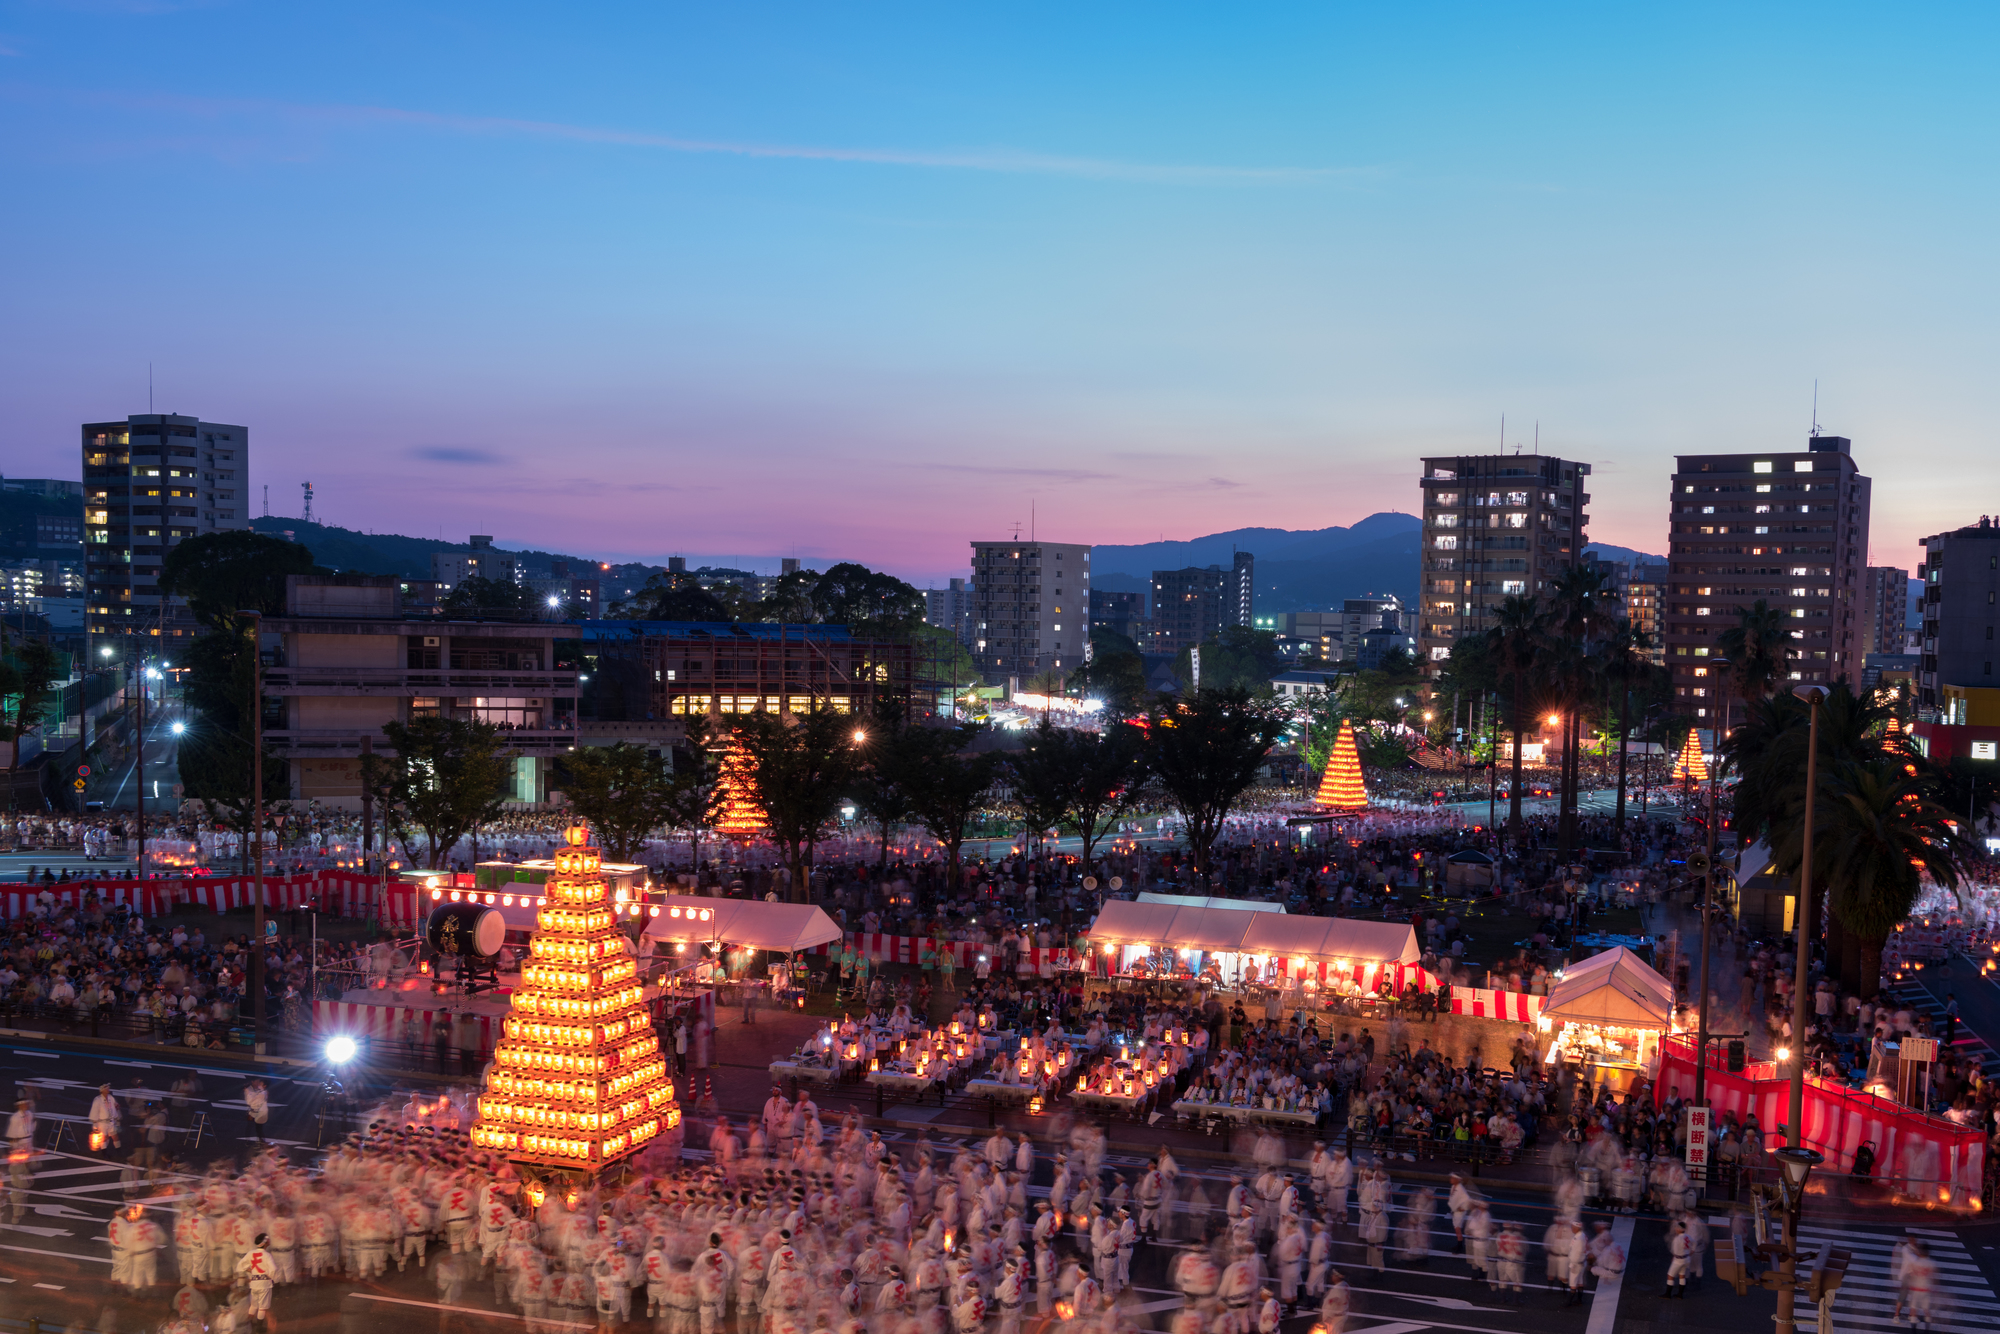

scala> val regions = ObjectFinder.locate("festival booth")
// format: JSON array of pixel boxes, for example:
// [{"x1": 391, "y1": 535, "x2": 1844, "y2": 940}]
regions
[
  {"x1": 1656, "y1": 1035, "x2": 1986, "y2": 1205},
  {"x1": 1135, "y1": 892, "x2": 1286, "y2": 911},
  {"x1": 1085, "y1": 900, "x2": 1432, "y2": 998},
  {"x1": 643, "y1": 899, "x2": 843, "y2": 1010},
  {"x1": 1538, "y1": 946, "x2": 1677, "y2": 1091}
]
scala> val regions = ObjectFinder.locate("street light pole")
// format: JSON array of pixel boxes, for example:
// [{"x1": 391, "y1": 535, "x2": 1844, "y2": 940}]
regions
[
  {"x1": 1694, "y1": 661, "x2": 1731, "y2": 1112},
  {"x1": 241, "y1": 609, "x2": 267, "y2": 1051},
  {"x1": 1788, "y1": 685, "x2": 1826, "y2": 1143}
]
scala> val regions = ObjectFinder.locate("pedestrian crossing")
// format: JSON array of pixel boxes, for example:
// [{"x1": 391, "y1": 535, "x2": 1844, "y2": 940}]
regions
[
  {"x1": 1708, "y1": 1216, "x2": 1994, "y2": 1334},
  {"x1": 1877, "y1": 979, "x2": 2000, "y2": 1080}
]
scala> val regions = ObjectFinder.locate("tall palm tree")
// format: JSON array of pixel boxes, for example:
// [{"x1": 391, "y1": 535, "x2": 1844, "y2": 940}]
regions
[
  {"x1": 1547, "y1": 565, "x2": 1609, "y2": 856},
  {"x1": 1716, "y1": 599, "x2": 1790, "y2": 702},
  {"x1": 1767, "y1": 754, "x2": 1970, "y2": 999},
  {"x1": 1598, "y1": 619, "x2": 1651, "y2": 838},
  {"x1": 1491, "y1": 595, "x2": 1545, "y2": 846}
]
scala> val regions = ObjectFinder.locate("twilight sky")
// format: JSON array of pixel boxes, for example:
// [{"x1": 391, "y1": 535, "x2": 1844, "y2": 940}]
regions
[{"x1": 3, "y1": 4, "x2": 1997, "y2": 586}]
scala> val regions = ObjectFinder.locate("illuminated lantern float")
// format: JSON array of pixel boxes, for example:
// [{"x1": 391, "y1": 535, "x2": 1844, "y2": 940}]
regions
[
  {"x1": 470, "y1": 825, "x2": 680, "y2": 1176},
  {"x1": 1314, "y1": 718, "x2": 1369, "y2": 812},
  {"x1": 1672, "y1": 728, "x2": 1709, "y2": 783}
]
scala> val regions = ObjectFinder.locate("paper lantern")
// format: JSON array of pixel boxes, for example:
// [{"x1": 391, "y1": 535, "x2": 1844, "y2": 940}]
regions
[{"x1": 1314, "y1": 719, "x2": 1369, "y2": 811}]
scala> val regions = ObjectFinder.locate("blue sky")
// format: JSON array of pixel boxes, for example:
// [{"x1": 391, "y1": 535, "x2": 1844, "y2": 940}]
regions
[{"x1": 1, "y1": 4, "x2": 1994, "y2": 584}]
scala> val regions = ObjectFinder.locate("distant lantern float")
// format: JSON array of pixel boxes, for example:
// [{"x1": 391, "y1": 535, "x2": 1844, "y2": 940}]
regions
[{"x1": 1314, "y1": 719, "x2": 1369, "y2": 811}]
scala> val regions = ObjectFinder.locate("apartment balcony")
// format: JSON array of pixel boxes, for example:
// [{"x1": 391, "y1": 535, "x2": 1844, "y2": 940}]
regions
[{"x1": 262, "y1": 665, "x2": 580, "y2": 697}]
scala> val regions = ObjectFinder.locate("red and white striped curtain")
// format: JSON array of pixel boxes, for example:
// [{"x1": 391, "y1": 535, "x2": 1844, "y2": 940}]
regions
[
  {"x1": 1656, "y1": 1036, "x2": 1985, "y2": 1200},
  {"x1": 312, "y1": 999, "x2": 494, "y2": 1051},
  {"x1": 0, "y1": 872, "x2": 390, "y2": 921},
  {"x1": 1449, "y1": 986, "x2": 1543, "y2": 1023},
  {"x1": 807, "y1": 933, "x2": 1075, "y2": 974}
]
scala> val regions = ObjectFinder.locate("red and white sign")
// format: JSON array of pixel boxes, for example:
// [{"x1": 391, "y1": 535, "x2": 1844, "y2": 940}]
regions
[{"x1": 1686, "y1": 1106, "x2": 1711, "y2": 1167}]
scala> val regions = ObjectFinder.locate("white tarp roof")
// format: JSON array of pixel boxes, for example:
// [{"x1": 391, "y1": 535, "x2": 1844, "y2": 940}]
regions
[
  {"x1": 1135, "y1": 893, "x2": 1286, "y2": 913},
  {"x1": 1735, "y1": 841, "x2": 1773, "y2": 884},
  {"x1": 1541, "y1": 946, "x2": 1676, "y2": 1030},
  {"x1": 1088, "y1": 901, "x2": 1418, "y2": 963},
  {"x1": 640, "y1": 900, "x2": 843, "y2": 953}
]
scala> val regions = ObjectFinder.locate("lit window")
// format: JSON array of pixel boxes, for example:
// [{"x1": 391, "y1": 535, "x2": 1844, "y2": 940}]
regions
[
  {"x1": 1502, "y1": 580, "x2": 1525, "y2": 595},
  {"x1": 1755, "y1": 526, "x2": 1770, "y2": 534},
  {"x1": 1756, "y1": 484, "x2": 1771, "y2": 493},
  {"x1": 1791, "y1": 609, "x2": 1806, "y2": 618},
  {"x1": 1696, "y1": 607, "x2": 1711, "y2": 616},
  {"x1": 1504, "y1": 513, "x2": 1528, "y2": 528},
  {"x1": 1754, "y1": 461, "x2": 1773, "y2": 473},
  {"x1": 1693, "y1": 668, "x2": 1707, "y2": 677},
  {"x1": 1697, "y1": 587, "x2": 1712, "y2": 595},
  {"x1": 1695, "y1": 647, "x2": 1709, "y2": 657},
  {"x1": 1755, "y1": 505, "x2": 1771, "y2": 514},
  {"x1": 1795, "y1": 461, "x2": 1812, "y2": 472},
  {"x1": 1702, "y1": 506, "x2": 1715, "y2": 514}
]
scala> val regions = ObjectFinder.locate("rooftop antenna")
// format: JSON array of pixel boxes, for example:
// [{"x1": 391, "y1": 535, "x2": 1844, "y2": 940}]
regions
[
  {"x1": 302, "y1": 480, "x2": 314, "y2": 525},
  {"x1": 262, "y1": 485, "x2": 269, "y2": 517},
  {"x1": 1810, "y1": 379, "x2": 1820, "y2": 437},
  {"x1": 147, "y1": 362, "x2": 153, "y2": 414},
  {"x1": 1031, "y1": 499, "x2": 1035, "y2": 542},
  {"x1": 1534, "y1": 420, "x2": 1539, "y2": 453},
  {"x1": 1499, "y1": 413, "x2": 1505, "y2": 452},
  {"x1": 1010, "y1": 521, "x2": 1023, "y2": 541}
]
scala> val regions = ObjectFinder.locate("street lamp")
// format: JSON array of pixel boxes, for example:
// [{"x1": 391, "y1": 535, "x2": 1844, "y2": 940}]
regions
[{"x1": 1768, "y1": 1144, "x2": 1824, "y2": 1334}]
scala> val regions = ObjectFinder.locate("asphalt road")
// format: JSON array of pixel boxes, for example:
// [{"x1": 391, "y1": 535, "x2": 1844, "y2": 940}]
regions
[{"x1": 4, "y1": 1029, "x2": 1998, "y2": 1334}]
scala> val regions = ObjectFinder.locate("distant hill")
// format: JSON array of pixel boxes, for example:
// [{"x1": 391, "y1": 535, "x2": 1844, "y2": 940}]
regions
[
  {"x1": 1584, "y1": 541, "x2": 1666, "y2": 567},
  {"x1": 250, "y1": 518, "x2": 614, "y2": 580},
  {"x1": 1091, "y1": 513, "x2": 1421, "y2": 614}
]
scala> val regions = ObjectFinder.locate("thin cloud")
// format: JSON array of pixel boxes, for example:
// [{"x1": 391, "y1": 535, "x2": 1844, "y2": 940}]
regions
[
  {"x1": 929, "y1": 462, "x2": 1118, "y2": 483},
  {"x1": 1206, "y1": 476, "x2": 1245, "y2": 489},
  {"x1": 35, "y1": 86, "x2": 1371, "y2": 187},
  {"x1": 409, "y1": 445, "x2": 508, "y2": 464}
]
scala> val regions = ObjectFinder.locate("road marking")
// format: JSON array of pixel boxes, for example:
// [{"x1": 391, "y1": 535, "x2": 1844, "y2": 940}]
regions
[
  {"x1": 103, "y1": 1060, "x2": 153, "y2": 1069},
  {"x1": 32, "y1": 1282, "x2": 63, "y2": 1290},
  {"x1": 1583, "y1": 1214, "x2": 1631, "y2": 1334},
  {"x1": 0, "y1": 1243, "x2": 106, "y2": 1265},
  {"x1": 11, "y1": 1050, "x2": 59, "y2": 1060}
]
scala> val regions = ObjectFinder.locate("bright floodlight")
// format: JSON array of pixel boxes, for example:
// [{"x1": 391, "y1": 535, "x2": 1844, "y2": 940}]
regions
[
  {"x1": 547, "y1": 595, "x2": 561, "y2": 607},
  {"x1": 170, "y1": 722, "x2": 186, "y2": 735},
  {"x1": 100, "y1": 646, "x2": 113, "y2": 658},
  {"x1": 325, "y1": 1035, "x2": 359, "y2": 1065}
]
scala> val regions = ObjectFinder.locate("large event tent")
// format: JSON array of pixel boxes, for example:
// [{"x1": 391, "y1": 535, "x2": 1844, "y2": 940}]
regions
[
  {"x1": 641, "y1": 900, "x2": 844, "y2": 953},
  {"x1": 1086, "y1": 899, "x2": 1425, "y2": 989}
]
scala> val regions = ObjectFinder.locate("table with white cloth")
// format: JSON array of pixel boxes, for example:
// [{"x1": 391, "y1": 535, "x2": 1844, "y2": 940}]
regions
[
  {"x1": 1070, "y1": 1088, "x2": 1152, "y2": 1115},
  {"x1": 964, "y1": 1079, "x2": 1043, "y2": 1104},
  {"x1": 1171, "y1": 1099, "x2": 1318, "y2": 1126},
  {"x1": 865, "y1": 1069, "x2": 939, "y2": 1097},
  {"x1": 769, "y1": 1059, "x2": 840, "y2": 1083}
]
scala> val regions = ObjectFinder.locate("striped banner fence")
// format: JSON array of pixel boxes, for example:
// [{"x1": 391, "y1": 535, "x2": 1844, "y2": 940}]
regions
[
  {"x1": 1449, "y1": 986, "x2": 1543, "y2": 1023},
  {"x1": 809, "y1": 933, "x2": 1074, "y2": 974}
]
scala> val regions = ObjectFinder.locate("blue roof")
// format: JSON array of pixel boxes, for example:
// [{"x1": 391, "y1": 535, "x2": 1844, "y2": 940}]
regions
[{"x1": 576, "y1": 620, "x2": 855, "y2": 643}]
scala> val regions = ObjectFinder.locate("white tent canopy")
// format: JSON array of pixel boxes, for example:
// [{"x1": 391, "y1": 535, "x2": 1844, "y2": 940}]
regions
[
  {"x1": 1088, "y1": 900, "x2": 1418, "y2": 964},
  {"x1": 641, "y1": 900, "x2": 844, "y2": 953},
  {"x1": 1541, "y1": 946, "x2": 1675, "y2": 1030},
  {"x1": 1135, "y1": 893, "x2": 1285, "y2": 913}
]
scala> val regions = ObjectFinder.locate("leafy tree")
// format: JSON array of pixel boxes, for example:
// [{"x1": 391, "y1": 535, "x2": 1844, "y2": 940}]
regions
[
  {"x1": 733, "y1": 707, "x2": 865, "y2": 902},
  {"x1": 556, "y1": 742, "x2": 678, "y2": 863},
  {"x1": 0, "y1": 635, "x2": 61, "y2": 810},
  {"x1": 810, "y1": 562, "x2": 926, "y2": 631},
  {"x1": 1007, "y1": 720, "x2": 1081, "y2": 862},
  {"x1": 850, "y1": 698, "x2": 928, "y2": 870},
  {"x1": 1143, "y1": 686, "x2": 1288, "y2": 886},
  {"x1": 1598, "y1": 619, "x2": 1655, "y2": 835},
  {"x1": 442, "y1": 575, "x2": 531, "y2": 617},
  {"x1": 160, "y1": 530, "x2": 315, "y2": 631},
  {"x1": 659, "y1": 721, "x2": 724, "y2": 871},
  {"x1": 1073, "y1": 638, "x2": 1148, "y2": 718},
  {"x1": 759, "y1": 570, "x2": 821, "y2": 623},
  {"x1": 617, "y1": 572, "x2": 731, "y2": 622},
  {"x1": 176, "y1": 618, "x2": 287, "y2": 804},
  {"x1": 361, "y1": 716, "x2": 517, "y2": 870},
  {"x1": 900, "y1": 725, "x2": 1001, "y2": 890},
  {"x1": 1049, "y1": 722, "x2": 1151, "y2": 874}
]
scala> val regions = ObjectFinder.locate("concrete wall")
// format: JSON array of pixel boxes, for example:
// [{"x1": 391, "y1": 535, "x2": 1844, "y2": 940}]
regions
[{"x1": 292, "y1": 632, "x2": 401, "y2": 668}]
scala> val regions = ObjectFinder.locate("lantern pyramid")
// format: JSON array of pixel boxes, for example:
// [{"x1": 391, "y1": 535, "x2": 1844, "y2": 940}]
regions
[
  {"x1": 713, "y1": 737, "x2": 768, "y2": 837},
  {"x1": 470, "y1": 825, "x2": 679, "y2": 1172},
  {"x1": 1314, "y1": 718, "x2": 1369, "y2": 811},
  {"x1": 1672, "y1": 728, "x2": 1709, "y2": 782}
]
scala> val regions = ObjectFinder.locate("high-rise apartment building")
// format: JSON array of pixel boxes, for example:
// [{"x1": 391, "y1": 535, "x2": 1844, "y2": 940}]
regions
[
  {"x1": 1088, "y1": 589, "x2": 1147, "y2": 643},
  {"x1": 1663, "y1": 434, "x2": 1872, "y2": 719},
  {"x1": 924, "y1": 577, "x2": 976, "y2": 645},
  {"x1": 969, "y1": 541, "x2": 1090, "y2": 681},
  {"x1": 1915, "y1": 517, "x2": 2000, "y2": 716},
  {"x1": 1862, "y1": 565, "x2": 1911, "y2": 658},
  {"x1": 432, "y1": 535, "x2": 522, "y2": 589},
  {"x1": 82, "y1": 414, "x2": 248, "y2": 641},
  {"x1": 1149, "y1": 552, "x2": 1255, "y2": 655},
  {"x1": 1417, "y1": 454, "x2": 1591, "y2": 680},
  {"x1": 1625, "y1": 564, "x2": 1667, "y2": 665}
]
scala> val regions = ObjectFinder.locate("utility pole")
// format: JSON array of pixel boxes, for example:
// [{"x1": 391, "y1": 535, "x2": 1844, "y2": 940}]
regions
[
  {"x1": 241, "y1": 609, "x2": 267, "y2": 1051},
  {"x1": 135, "y1": 649, "x2": 146, "y2": 878},
  {"x1": 1693, "y1": 663, "x2": 1730, "y2": 1111}
]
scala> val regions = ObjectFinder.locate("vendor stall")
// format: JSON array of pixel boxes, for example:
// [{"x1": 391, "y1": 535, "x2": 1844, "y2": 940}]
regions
[{"x1": 1538, "y1": 946, "x2": 1676, "y2": 1089}]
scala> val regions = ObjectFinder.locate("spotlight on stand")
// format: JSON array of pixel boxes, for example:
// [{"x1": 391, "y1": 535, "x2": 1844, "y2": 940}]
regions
[{"x1": 325, "y1": 1035, "x2": 359, "y2": 1065}]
